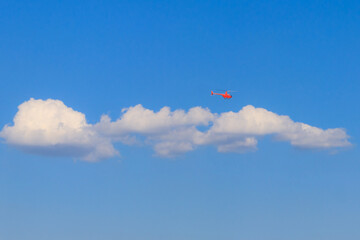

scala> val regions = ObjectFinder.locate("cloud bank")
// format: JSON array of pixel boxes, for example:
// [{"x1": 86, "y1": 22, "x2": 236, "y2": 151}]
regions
[{"x1": 0, "y1": 98, "x2": 351, "y2": 161}]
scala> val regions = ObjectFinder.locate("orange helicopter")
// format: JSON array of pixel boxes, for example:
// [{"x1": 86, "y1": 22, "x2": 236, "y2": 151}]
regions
[{"x1": 211, "y1": 90, "x2": 238, "y2": 99}]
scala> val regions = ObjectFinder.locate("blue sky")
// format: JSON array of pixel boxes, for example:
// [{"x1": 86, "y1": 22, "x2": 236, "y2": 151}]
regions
[{"x1": 1, "y1": 0, "x2": 360, "y2": 239}]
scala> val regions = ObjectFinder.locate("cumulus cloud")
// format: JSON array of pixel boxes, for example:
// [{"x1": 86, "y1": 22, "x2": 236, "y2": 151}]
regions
[
  {"x1": 0, "y1": 98, "x2": 351, "y2": 161},
  {"x1": 0, "y1": 98, "x2": 118, "y2": 162},
  {"x1": 200, "y1": 105, "x2": 351, "y2": 151},
  {"x1": 96, "y1": 104, "x2": 213, "y2": 135}
]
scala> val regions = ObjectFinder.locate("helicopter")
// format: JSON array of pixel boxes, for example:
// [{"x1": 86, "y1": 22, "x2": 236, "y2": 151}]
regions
[{"x1": 211, "y1": 90, "x2": 238, "y2": 99}]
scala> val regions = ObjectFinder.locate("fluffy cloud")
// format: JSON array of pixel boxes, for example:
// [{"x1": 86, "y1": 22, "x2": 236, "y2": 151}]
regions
[
  {"x1": 0, "y1": 98, "x2": 351, "y2": 161},
  {"x1": 0, "y1": 98, "x2": 118, "y2": 162},
  {"x1": 200, "y1": 105, "x2": 351, "y2": 151},
  {"x1": 96, "y1": 104, "x2": 213, "y2": 135}
]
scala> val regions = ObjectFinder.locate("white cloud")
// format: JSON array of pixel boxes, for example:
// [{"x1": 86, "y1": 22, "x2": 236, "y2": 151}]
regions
[
  {"x1": 202, "y1": 105, "x2": 351, "y2": 151},
  {"x1": 96, "y1": 104, "x2": 213, "y2": 135},
  {"x1": 95, "y1": 105, "x2": 213, "y2": 157},
  {"x1": 209, "y1": 105, "x2": 292, "y2": 135},
  {"x1": 278, "y1": 123, "x2": 350, "y2": 149},
  {"x1": 0, "y1": 98, "x2": 118, "y2": 162},
  {"x1": 0, "y1": 98, "x2": 351, "y2": 161},
  {"x1": 216, "y1": 138, "x2": 258, "y2": 153}
]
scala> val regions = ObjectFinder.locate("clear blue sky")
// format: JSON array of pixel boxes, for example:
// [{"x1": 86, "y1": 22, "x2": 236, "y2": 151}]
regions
[{"x1": 1, "y1": 0, "x2": 359, "y2": 239}]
